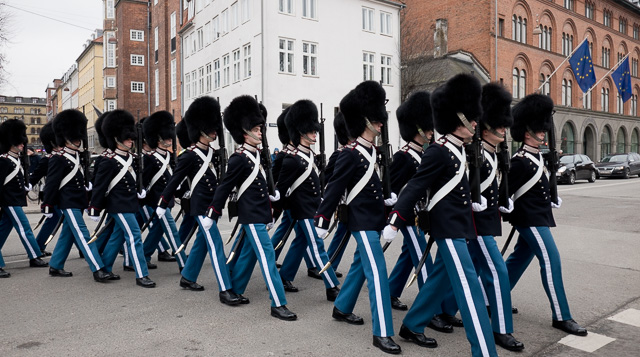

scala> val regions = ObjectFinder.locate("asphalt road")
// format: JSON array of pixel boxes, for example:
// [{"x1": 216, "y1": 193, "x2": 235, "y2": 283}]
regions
[{"x1": 1, "y1": 177, "x2": 639, "y2": 356}]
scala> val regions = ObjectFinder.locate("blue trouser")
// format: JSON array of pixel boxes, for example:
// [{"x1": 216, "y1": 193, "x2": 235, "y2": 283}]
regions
[
  {"x1": 505, "y1": 226, "x2": 572, "y2": 321},
  {"x1": 279, "y1": 218, "x2": 340, "y2": 289},
  {"x1": 139, "y1": 207, "x2": 171, "y2": 254},
  {"x1": 178, "y1": 214, "x2": 196, "y2": 253},
  {"x1": 231, "y1": 223, "x2": 287, "y2": 307},
  {"x1": 403, "y1": 238, "x2": 497, "y2": 357},
  {"x1": 180, "y1": 216, "x2": 233, "y2": 292},
  {"x1": 35, "y1": 207, "x2": 62, "y2": 251},
  {"x1": 271, "y1": 210, "x2": 313, "y2": 268},
  {"x1": 49, "y1": 208, "x2": 104, "y2": 272},
  {"x1": 334, "y1": 230, "x2": 394, "y2": 338},
  {"x1": 469, "y1": 235, "x2": 514, "y2": 334},
  {"x1": 325, "y1": 222, "x2": 351, "y2": 271},
  {"x1": 0, "y1": 206, "x2": 42, "y2": 267},
  {"x1": 101, "y1": 213, "x2": 149, "y2": 278},
  {"x1": 141, "y1": 206, "x2": 187, "y2": 268}
]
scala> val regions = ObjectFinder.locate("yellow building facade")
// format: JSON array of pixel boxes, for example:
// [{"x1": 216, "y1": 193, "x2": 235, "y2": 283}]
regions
[
  {"x1": 0, "y1": 95, "x2": 47, "y2": 151},
  {"x1": 77, "y1": 37, "x2": 104, "y2": 152}
]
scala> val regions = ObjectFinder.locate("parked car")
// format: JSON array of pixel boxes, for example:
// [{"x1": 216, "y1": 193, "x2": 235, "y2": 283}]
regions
[
  {"x1": 557, "y1": 154, "x2": 597, "y2": 184},
  {"x1": 595, "y1": 153, "x2": 640, "y2": 179}
]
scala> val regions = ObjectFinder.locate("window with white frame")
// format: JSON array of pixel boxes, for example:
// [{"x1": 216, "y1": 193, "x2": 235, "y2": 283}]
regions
[
  {"x1": 302, "y1": 42, "x2": 317, "y2": 76},
  {"x1": 538, "y1": 26, "x2": 552, "y2": 51},
  {"x1": 381, "y1": 55, "x2": 392, "y2": 85},
  {"x1": 214, "y1": 59, "x2": 221, "y2": 89},
  {"x1": 279, "y1": 38, "x2": 295, "y2": 74},
  {"x1": 105, "y1": 32, "x2": 116, "y2": 68},
  {"x1": 131, "y1": 54, "x2": 144, "y2": 66},
  {"x1": 130, "y1": 30, "x2": 144, "y2": 41},
  {"x1": 223, "y1": 54, "x2": 230, "y2": 86},
  {"x1": 540, "y1": 73, "x2": 550, "y2": 96},
  {"x1": 191, "y1": 34, "x2": 197, "y2": 55},
  {"x1": 362, "y1": 7, "x2": 374, "y2": 32},
  {"x1": 561, "y1": 79, "x2": 572, "y2": 106},
  {"x1": 106, "y1": 76, "x2": 116, "y2": 88},
  {"x1": 617, "y1": 93, "x2": 624, "y2": 114},
  {"x1": 302, "y1": 0, "x2": 317, "y2": 19},
  {"x1": 631, "y1": 94, "x2": 637, "y2": 116},
  {"x1": 601, "y1": 87, "x2": 609, "y2": 112},
  {"x1": 243, "y1": 44, "x2": 252, "y2": 78},
  {"x1": 106, "y1": 0, "x2": 115, "y2": 19},
  {"x1": 155, "y1": 69, "x2": 160, "y2": 106},
  {"x1": 170, "y1": 12, "x2": 177, "y2": 52},
  {"x1": 231, "y1": 2, "x2": 239, "y2": 29},
  {"x1": 279, "y1": 0, "x2": 293, "y2": 14},
  {"x1": 241, "y1": 0, "x2": 250, "y2": 22},
  {"x1": 212, "y1": 16, "x2": 220, "y2": 41},
  {"x1": 198, "y1": 67, "x2": 205, "y2": 95},
  {"x1": 197, "y1": 27, "x2": 204, "y2": 51},
  {"x1": 154, "y1": 27, "x2": 159, "y2": 63},
  {"x1": 185, "y1": 72, "x2": 191, "y2": 99},
  {"x1": 512, "y1": 15, "x2": 527, "y2": 44},
  {"x1": 206, "y1": 63, "x2": 212, "y2": 93},
  {"x1": 363, "y1": 52, "x2": 375, "y2": 80},
  {"x1": 233, "y1": 49, "x2": 241, "y2": 82},
  {"x1": 380, "y1": 12, "x2": 392, "y2": 35},
  {"x1": 191, "y1": 70, "x2": 197, "y2": 97},
  {"x1": 204, "y1": 22, "x2": 211, "y2": 45},
  {"x1": 583, "y1": 89, "x2": 592, "y2": 109},
  {"x1": 222, "y1": 9, "x2": 229, "y2": 35},
  {"x1": 131, "y1": 82, "x2": 145, "y2": 93},
  {"x1": 171, "y1": 59, "x2": 177, "y2": 100},
  {"x1": 106, "y1": 99, "x2": 116, "y2": 111},
  {"x1": 184, "y1": 34, "x2": 190, "y2": 57},
  {"x1": 512, "y1": 67, "x2": 526, "y2": 99}
]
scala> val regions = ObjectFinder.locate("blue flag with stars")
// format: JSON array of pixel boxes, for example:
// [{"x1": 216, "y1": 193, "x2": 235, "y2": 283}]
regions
[
  {"x1": 569, "y1": 40, "x2": 596, "y2": 93},
  {"x1": 612, "y1": 56, "x2": 632, "y2": 102}
]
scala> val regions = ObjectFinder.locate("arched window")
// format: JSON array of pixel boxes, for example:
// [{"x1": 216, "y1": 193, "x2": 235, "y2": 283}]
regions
[
  {"x1": 562, "y1": 79, "x2": 572, "y2": 106},
  {"x1": 562, "y1": 33, "x2": 574, "y2": 56},
  {"x1": 617, "y1": 93, "x2": 624, "y2": 114},
  {"x1": 519, "y1": 69, "x2": 526, "y2": 98},
  {"x1": 631, "y1": 94, "x2": 638, "y2": 116},
  {"x1": 601, "y1": 87, "x2": 610, "y2": 112},
  {"x1": 583, "y1": 89, "x2": 592, "y2": 109},
  {"x1": 513, "y1": 67, "x2": 526, "y2": 99},
  {"x1": 631, "y1": 130, "x2": 639, "y2": 153},
  {"x1": 512, "y1": 15, "x2": 527, "y2": 44},
  {"x1": 561, "y1": 122, "x2": 575, "y2": 154},
  {"x1": 539, "y1": 26, "x2": 551, "y2": 51},
  {"x1": 513, "y1": 68, "x2": 518, "y2": 98},
  {"x1": 540, "y1": 73, "x2": 550, "y2": 95},
  {"x1": 617, "y1": 128, "x2": 626, "y2": 152},
  {"x1": 601, "y1": 127, "x2": 612, "y2": 156}
]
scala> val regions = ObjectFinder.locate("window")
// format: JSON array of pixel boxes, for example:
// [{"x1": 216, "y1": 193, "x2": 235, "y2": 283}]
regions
[
  {"x1": 171, "y1": 59, "x2": 177, "y2": 100},
  {"x1": 154, "y1": 27, "x2": 159, "y2": 63},
  {"x1": 106, "y1": 0, "x2": 115, "y2": 19},
  {"x1": 617, "y1": 93, "x2": 624, "y2": 114},
  {"x1": 583, "y1": 89, "x2": 592, "y2": 109},
  {"x1": 563, "y1": 0, "x2": 574, "y2": 11},
  {"x1": 540, "y1": 74, "x2": 550, "y2": 95},
  {"x1": 184, "y1": 34, "x2": 190, "y2": 57},
  {"x1": 279, "y1": 0, "x2": 293, "y2": 14},
  {"x1": 241, "y1": 0, "x2": 250, "y2": 23},
  {"x1": 14, "y1": 107, "x2": 24, "y2": 114},
  {"x1": 214, "y1": 59, "x2": 221, "y2": 89},
  {"x1": 231, "y1": 2, "x2": 239, "y2": 29},
  {"x1": 206, "y1": 63, "x2": 212, "y2": 93},
  {"x1": 204, "y1": 22, "x2": 211, "y2": 45},
  {"x1": 243, "y1": 44, "x2": 252, "y2": 78},
  {"x1": 498, "y1": 18, "x2": 504, "y2": 37},
  {"x1": 602, "y1": 47, "x2": 610, "y2": 68},
  {"x1": 170, "y1": 12, "x2": 177, "y2": 52},
  {"x1": 601, "y1": 127, "x2": 612, "y2": 156},
  {"x1": 130, "y1": 30, "x2": 144, "y2": 41},
  {"x1": 155, "y1": 69, "x2": 160, "y2": 107},
  {"x1": 233, "y1": 49, "x2": 241, "y2": 83},
  {"x1": 585, "y1": 1, "x2": 594, "y2": 20},
  {"x1": 131, "y1": 82, "x2": 145, "y2": 93},
  {"x1": 363, "y1": 52, "x2": 375, "y2": 81},
  {"x1": 634, "y1": 24, "x2": 640, "y2": 40},
  {"x1": 632, "y1": 130, "x2": 639, "y2": 152},
  {"x1": 131, "y1": 54, "x2": 144, "y2": 66},
  {"x1": 279, "y1": 38, "x2": 295, "y2": 74},
  {"x1": 223, "y1": 54, "x2": 230, "y2": 86},
  {"x1": 620, "y1": 17, "x2": 628, "y2": 35},
  {"x1": 302, "y1": 0, "x2": 317, "y2": 20},
  {"x1": 380, "y1": 55, "x2": 392, "y2": 85},
  {"x1": 302, "y1": 42, "x2": 317, "y2": 76},
  {"x1": 632, "y1": 58, "x2": 638, "y2": 77},
  {"x1": 560, "y1": 123, "x2": 575, "y2": 154},
  {"x1": 539, "y1": 26, "x2": 552, "y2": 51},
  {"x1": 362, "y1": 7, "x2": 374, "y2": 32},
  {"x1": 191, "y1": 70, "x2": 197, "y2": 97},
  {"x1": 197, "y1": 27, "x2": 204, "y2": 51},
  {"x1": 191, "y1": 34, "x2": 197, "y2": 55},
  {"x1": 512, "y1": 68, "x2": 526, "y2": 99},
  {"x1": 561, "y1": 79, "x2": 572, "y2": 106},
  {"x1": 562, "y1": 32, "x2": 573, "y2": 56},
  {"x1": 221, "y1": 9, "x2": 229, "y2": 35},
  {"x1": 380, "y1": 12, "x2": 392, "y2": 35},
  {"x1": 198, "y1": 67, "x2": 205, "y2": 95},
  {"x1": 0, "y1": 107, "x2": 6, "y2": 113},
  {"x1": 15, "y1": 97, "x2": 21, "y2": 103},
  {"x1": 601, "y1": 87, "x2": 610, "y2": 112},
  {"x1": 106, "y1": 32, "x2": 116, "y2": 67},
  {"x1": 106, "y1": 76, "x2": 116, "y2": 88},
  {"x1": 185, "y1": 73, "x2": 191, "y2": 99},
  {"x1": 196, "y1": 0, "x2": 203, "y2": 13},
  {"x1": 512, "y1": 15, "x2": 527, "y2": 44},
  {"x1": 603, "y1": 10, "x2": 612, "y2": 28}
]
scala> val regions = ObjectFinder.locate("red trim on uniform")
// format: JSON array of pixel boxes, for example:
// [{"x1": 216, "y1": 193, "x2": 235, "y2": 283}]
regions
[
  {"x1": 314, "y1": 214, "x2": 329, "y2": 222},
  {"x1": 389, "y1": 210, "x2": 406, "y2": 222},
  {"x1": 210, "y1": 206, "x2": 221, "y2": 215}
]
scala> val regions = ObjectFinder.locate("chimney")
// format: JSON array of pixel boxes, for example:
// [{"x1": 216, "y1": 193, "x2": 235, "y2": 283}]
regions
[{"x1": 434, "y1": 19, "x2": 448, "y2": 58}]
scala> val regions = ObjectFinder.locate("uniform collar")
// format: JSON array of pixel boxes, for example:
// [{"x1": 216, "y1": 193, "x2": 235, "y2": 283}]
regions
[
  {"x1": 356, "y1": 136, "x2": 375, "y2": 149},
  {"x1": 114, "y1": 148, "x2": 129, "y2": 156},
  {"x1": 155, "y1": 147, "x2": 168, "y2": 155},
  {"x1": 241, "y1": 143, "x2": 258, "y2": 153},
  {"x1": 7, "y1": 150, "x2": 19, "y2": 158},
  {"x1": 482, "y1": 140, "x2": 496, "y2": 153},
  {"x1": 296, "y1": 144, "x2": 313, "y2": 155},
  {"x1": 286, "y1": 143, "x2": 296, "y2": 152},
  {"x1": 444, "y1": 134, "x2": 464, "y2": 148},
  {"x1": 522, "y1": 144, "x2": 540, "y2": 154},
  {"x1": 406, "y1": 141, "x2": 424, "y2": 154},
  {"x1": 63, "y1": 147, "x2": 78, "y2": 155}
]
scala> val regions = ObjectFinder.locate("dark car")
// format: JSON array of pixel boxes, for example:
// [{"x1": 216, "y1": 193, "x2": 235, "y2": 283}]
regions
[
  {"x1": 556, "y1": 154, "x2": 597, "y2": 184},
  {"x1": 595, "y1": 153, "x2": 640, "y2": 179}
]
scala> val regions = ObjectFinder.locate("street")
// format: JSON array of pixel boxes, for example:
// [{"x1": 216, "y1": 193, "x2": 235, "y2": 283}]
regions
[{"x1": 1, "y1": 178, "x2": 639, "y2": 356}]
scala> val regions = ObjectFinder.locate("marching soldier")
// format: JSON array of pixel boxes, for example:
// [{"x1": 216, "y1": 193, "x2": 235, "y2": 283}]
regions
[
  {"x1": 504, "y1": 94, "x2": 588, "y2": 336},
  {"x1": 207, "y1": 95, "x2": 297, "y2": 321},
  {"x1": 315, "y1": 81, "x2": 400, "y2": 354},
  {"x1": 173, "y1": 119, "x2": 197, "y2": 250},
  {"x1": 91, "y1": 112, "x2": 116, "y2": 254},
  {"x1": 276, "y1": 99, "x2": 340, "y2": 300},
  {"x1": 157, "y1": 97, "x2": 242, "y2": 306},
  {"x1": 0, "y1": 119, "x2": 48, "y2": 277},
  {"x1": 42, "y1": 109, "x2": 114, "y2": 281},
  {"x1": 88, "y1": 110, "x2": 155, "y2": 288},
  {"x1": 385, "y1": 74, "x2": 497, "y2": 356}
]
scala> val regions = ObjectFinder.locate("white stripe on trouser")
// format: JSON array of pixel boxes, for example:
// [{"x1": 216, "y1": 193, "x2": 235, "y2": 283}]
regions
[
  {"x1": 161, "y1": 213, "x2": 185, "y2": 266},
  {"x1": 479, "y1": 276, "x2": 489, "y2": 305},
  {"x1": 198, "y1": 216, "x2": 226, "y2": 291},
  {"x1": 123, "y1": 241, "x2": 130, "y2": 266},
  {"x1": 530, "y1": 227, "x2": 562, "y2": 319},
  {"x1": 8, "y1": 207, "x2": 37, "y2": 258},
  {"x1": 118, "y1": 213, "x2": 143, "y2": 276},
  {"x1": 407, "y1": 227, "x2": 429, "y2": 284},
  {"x1": 445, "y1": 239, "x2": 489, "y2": 357},
  {"x1": 359, "y1": 231, "x2": 387, "y2": 337},
  {"x1": 477, "y1": 236, "x2": 505, "y2": 333},
  {"x1": 249, "y1": 224, "x2": 281, "y2": 306},
  {"x1": 66, "y1": 209, "x2": 100, "y2": 270},
  {"x1": 304, "y1": 219, "x2": 335, "y2": 287}
]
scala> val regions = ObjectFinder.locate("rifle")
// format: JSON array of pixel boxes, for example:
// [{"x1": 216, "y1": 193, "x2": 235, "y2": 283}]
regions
[
  {"x1": 21, "y1": 145, "x2": 30, "y2": 178},
  {"x1": 379, "y1": 122, "x2": 393, "y2": 199},
  {"x1": 317, "y1": 104, "x2": 327, "y2": 196},
  {"x1": 136, "y1": 111, "x2": 144, "y2": 195},
  {"x1": 260, "y1": 124, "x2": 276, "y2": 196},
  {"x1": 171, "y1": 110, "x2": 177, "y2": 170},
  {"x1": 217, "y1": 124, "x2": 227, "y2": 181},
  {"x1": 468, "y1": 127, "x2": 483, "y2": 204},
  {"x1": 546, "y1": 120, "x2": 559, "y2": 205}
]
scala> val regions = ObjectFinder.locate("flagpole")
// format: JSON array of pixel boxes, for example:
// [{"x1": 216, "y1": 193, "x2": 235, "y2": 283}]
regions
[
  {"x1": 537, "y1": 37, "x2": 589, "y2": 92},
  {"x1": 581, "y1": 52, "x2": 630, "y2": 99}
]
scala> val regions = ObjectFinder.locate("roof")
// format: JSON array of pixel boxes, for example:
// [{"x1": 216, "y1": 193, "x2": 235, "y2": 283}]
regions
[{"x1": 403, "y1": 51, "x2": 490, "y2": 94}]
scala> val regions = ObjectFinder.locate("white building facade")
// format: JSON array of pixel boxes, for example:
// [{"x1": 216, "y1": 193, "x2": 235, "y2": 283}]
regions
[{"x1": 181, "y1": 0, "x2": 404, "y2": 152}]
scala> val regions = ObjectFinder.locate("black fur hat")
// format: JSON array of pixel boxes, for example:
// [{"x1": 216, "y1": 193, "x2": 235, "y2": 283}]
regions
[
  {"x1": 480, "y1": 83, "x2": 513, "y2": 132},
  {"x1": 340, "y1": 81, "x2": 388, "y2": 138},
  {"x1": 333, "y1": 112, "x2": 350, "y2": 146},
  {"x1": 223, "y1": 95, "x2": 265, "y2": 144},
  {"x1": 176, "y1": 120, "x2": 192, "y2": 149},
  {"x1": 40, "y1": 122, "x2": 57, "y2": 153},
  {"x1": 95, "y1": 111, "x2": 111, "y2": 149},
  {"x1": 52, "y1": 109, "x2": 87, "y2": 147},
  {"x1": 511, "y1": 94, "x2": 554, "y2": 142},
  {"x1": 285, "y1": 100, "x2": 321, "y2": 147},
  {"x1": 259, "y1": 103, "x2": 268, "y2": 121},
  {"x1": 144, "y1": 111, "x2": 175, "y2": 149},
  {"x1": 184, "y1": 96, "x2": 222, "y2": 144},
  {"x1": 102, "y1": 109, "x2": 136, "y2": 151},
  {"x1": 0, "y1": 119, "x2": 27, "y2": 154},
  {"x1": 431, "y1": 73, "x2": 482, "y2": 135},
  {"x1": 277, "y1": 107, "x2": 291, "y2": 146},
  {"x1": 396, "y1": 91, "x2": 434, "y2": 142}
]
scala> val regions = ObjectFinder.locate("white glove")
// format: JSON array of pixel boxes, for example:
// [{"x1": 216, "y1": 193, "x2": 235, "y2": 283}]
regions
[
  {"x1": 315, "y1": 226, "x2": 328, "y2": 238},
  {"x1": 89, "y1": 215, "x2": 100, "y2": 222},
  {"x1": 499, "y1": 198, "x2": 514, "y2": 214},
  {"x1": 472, "y1": 196, "x2": 487, "y2": 212},
  {"x1": 201, "y1": 217, "x2": 214, "y2": 231},
  {"x1": 382, "y1": 225, "x2": 398, "y2": 243},
  {"x1": 155, "y1": 207, "x2": 166, "y2": 218},
  {"x1": 384, "y1": 192, "x2": 398, "y2": 207},
  {"x1": 24, "y1": 183, "x2": 32, "y2": 192},
  {"x1": 269, "y1": 190, "x2": 281, "y2": 202},
  {"x1": 85, "y1": 182, "x2": 93, "y2": 192},
  {"x1": 137, "y1": 189, "x2": 147, "y2": 199},
  {"x1": 551, "y1": 196, "x2": 563, "y2": 209},
  {"x1": 43, "y1": 213, "x2": 53, "y2": 219},
  {"x1": 266, "y1": 219, "x2": 275, "y2": 231},
  {"x1": 176, "y1": 184, "x2": 182, "y2": 191}
]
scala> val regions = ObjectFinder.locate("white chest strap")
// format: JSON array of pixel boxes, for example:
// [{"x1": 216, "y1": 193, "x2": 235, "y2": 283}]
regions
[
  {"x1": 3, "y1": 155, "x2": 22, "y2": 186},
  {"x1": 480, "y1": 151, "x2": 498, "y2": 194},
  {"x1": 184, "y1": 148, "x2": 213, "y2": 199},
  {"x1": 106, "y1": 155, "x2": 133, "y2": 196},
  {"x1": 286, "y1": 151, "x2": 315, "y2": 197},
  {"x1": 146, "y1": 152, "x2": 172, "y2": 191},
  {"x1": 59, "y1": 152, "x2": 83, "y2": 189},
  {"x1": 237, "y1": 150, "x2": 264, "y2": 200},
  {"x1": 427, "y1": 142, "x2": 466, "y2": 211},
  {"x1": 407, "y1": 148, "x2": 422, "y2": 164},
  {"x1": 345, "y1": 145, "x2": 376, "y2": 205},
  {"x1": 512, "y1": 152, "x2": 544, "y2": 202}
]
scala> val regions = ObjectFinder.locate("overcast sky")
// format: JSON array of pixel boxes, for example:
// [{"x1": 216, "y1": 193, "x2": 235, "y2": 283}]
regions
[{"x1": 1, "y1": 0, "x2": 103, "y2": 98}]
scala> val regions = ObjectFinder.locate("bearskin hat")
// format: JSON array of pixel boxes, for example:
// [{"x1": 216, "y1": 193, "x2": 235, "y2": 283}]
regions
[
  {"x1": 102, "y1": 109, "x2": 136, "y2": 151},
  {"x1": 144, "y1": 111, "x2": 175, "y2": 149},
  {"x1": 0, "y1": 119, "x2": 27, "y2": 154},
  {"x1": 176, "y1": 120, "x2": 192, "y2": 149},
  {"x1": 480, "y1": 83, "x2": 513, "y2": 132},
  {"x1": 184, "y1": 96, "x2": 222, "y2": 144},
  {"x1": 95, "y1": 111, "x2": 111, "y2": 149},
  {"x1": 285, "y1": 99, "x2": 321, "y2": 147},
  {"x1": 340, "y1": 81, "x2": 388, "y2": 138},
  {"x1": 39, "y1": 122, "x2": 57, "y2": 153},
  {"x1": 333, "y1": 112, "x2": 350, "y2": 146},
  {"x1": 511, "y1": 94, "x2": 554, "y2": 142},
  {"x1": 277, "y1": 107, "x2": 291, "y2": 146},
  {"x1": 52, "y1": 109, "x2": 87, "y2": 147},
  {"x1": 223, "y1": 95, "x2": 265, "y2": 144},
  {"x1": 397, "y1": 91, "x2": 434, "y2": 142},
  {"x1": 259, "y1": 103, "x2": 268, "y2": 121},
  {"x1": 431, "y1": 73, "x2": 482, "y2": 135}
]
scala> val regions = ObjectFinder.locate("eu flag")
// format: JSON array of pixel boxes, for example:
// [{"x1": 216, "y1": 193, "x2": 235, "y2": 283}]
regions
[
  {"x1": 612, "y1": 56, "x2": 632, "y2": 102},
  {"x1": 569, "y1": 40, "x2": 596, "y2": 93}
]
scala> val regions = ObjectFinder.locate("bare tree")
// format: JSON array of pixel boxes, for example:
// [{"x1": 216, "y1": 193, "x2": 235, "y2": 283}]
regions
[{"x1": 399, "y1": 12, "x2": 435, "y2": 102}]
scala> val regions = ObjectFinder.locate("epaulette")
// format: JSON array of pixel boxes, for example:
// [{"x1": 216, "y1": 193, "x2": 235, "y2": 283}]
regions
[
  {"x1": 186, "y1": 145, "x2": 196, "y2": 152},
  {"x1": 106, "y1": 152, "x2": 116, "y2": 159},
  {"x1": 53, "y1": 150, "x2": 63, "y2": 156},
  {"x1": 514, "y1": 150, "x2": 525, "y2": 158},
  {"x1": 345, "y1": 142, "x2": 357, "y2": 151},
  {"x1": 436, "y1": 137, "x2": 447, "y2": 146}
]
